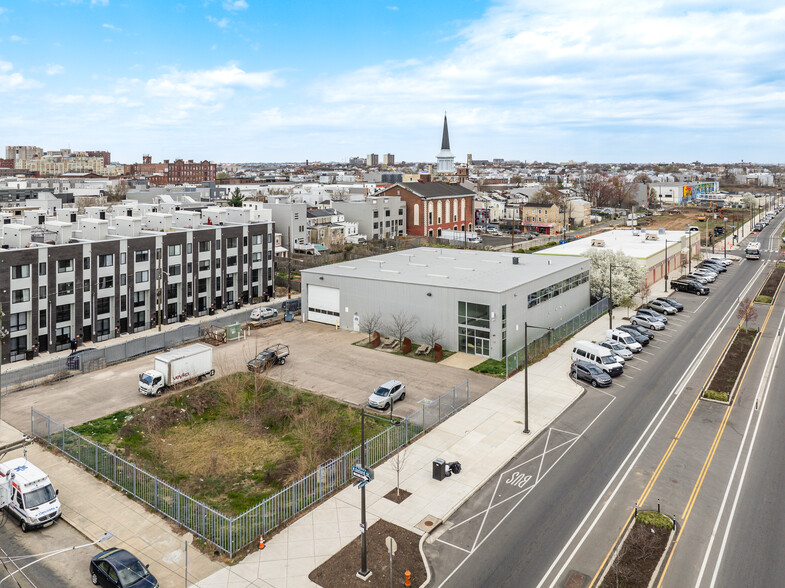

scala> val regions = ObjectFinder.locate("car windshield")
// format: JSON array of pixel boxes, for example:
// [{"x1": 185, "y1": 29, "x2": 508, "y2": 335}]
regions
[
  {"x1": 622, "y1": 336, "x2": 635, "y2": 344},
  {"x1": 588, "y1": 366, "x2": 604, "y2": 375},
  {"x1": 24, "y1": 484, "x2": 56, "y2": 508},
  {"x1": 600, "y1": 356, "x2": 615, "y2": 364},
  {"x1": 116, "y1": 559, "x2": 150, "y2": 585},
  {"x1": 139, "y1": 374, "x2": 152, "y2": 385},
  {"x1": 374, "y1": 386, "x2": 391, "y2": 397}
]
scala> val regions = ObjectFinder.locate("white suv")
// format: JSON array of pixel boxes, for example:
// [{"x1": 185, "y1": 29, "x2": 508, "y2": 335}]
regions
[
  {"x1": 250, "y1": 307, "x2": 278, "y2": 320},
  {"x1": 368, "y1": 380, "x2": 406, "y2": 410}
]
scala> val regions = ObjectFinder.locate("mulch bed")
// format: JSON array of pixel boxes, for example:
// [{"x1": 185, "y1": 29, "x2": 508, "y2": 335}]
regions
[
  {"x1": 759, "y1": 264, "x2": 785, "y2": 298},
  {"x1": 600, "y1": 521, "x2": 670, "y2": 588},
  {"x1": 309, "y1": 519, "x2": 425, "y2": 587},
  {"x1": 383, "y1": 488, "x2": 412, "y2": 504},
  {"x1": 707, "y1": 329, "x2": 757, "y2": 395}
]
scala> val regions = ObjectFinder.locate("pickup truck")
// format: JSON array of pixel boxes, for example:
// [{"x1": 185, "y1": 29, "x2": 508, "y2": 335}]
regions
[
  {"x1": 247, "y1": 344, "x2": 289, "y2": 373},
  {"x1": 671, "y1": 279, "x2": 709, "y2": 295}
]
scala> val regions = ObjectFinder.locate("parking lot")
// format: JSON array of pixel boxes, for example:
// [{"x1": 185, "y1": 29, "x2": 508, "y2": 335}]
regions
[
  {"x1": 1, "y1": 320, "x2": 500, "y2": 431},
  {"x1": 569, "y1": 257, "x2": 739, "y2": 390}
]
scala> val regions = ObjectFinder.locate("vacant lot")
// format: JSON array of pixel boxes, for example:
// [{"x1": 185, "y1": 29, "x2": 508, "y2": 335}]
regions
[{"x1": 72, "y1": 374, "x2": 388, "y2": 515}]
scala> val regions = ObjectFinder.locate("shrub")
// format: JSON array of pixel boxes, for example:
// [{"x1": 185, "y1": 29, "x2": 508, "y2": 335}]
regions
[
  {"x1": 703, "y1": 389, "x2": 729, "y2": 402},
  {"x1": 470, "y1": 358, "x2": 506, "y2": 378},
  {"x1": 755, "y1": 295, "x2": 772, "y2": 304},
  {"x1": 635, "y1": 510, "x2": 674, "y2": 530}
]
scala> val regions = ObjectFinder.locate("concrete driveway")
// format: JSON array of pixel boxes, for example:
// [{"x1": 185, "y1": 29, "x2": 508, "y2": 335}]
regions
[{"x1": 2, "y1": 320, "x2": 499, "y2": 431}]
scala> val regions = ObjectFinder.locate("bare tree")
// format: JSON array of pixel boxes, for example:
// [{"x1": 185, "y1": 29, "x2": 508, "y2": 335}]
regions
[
  {"x1": 639, "y1": 280, "x2": 651, "y2": 305},
  {"x1": 390, "y1": 447, "x2": 410, "y2": 498},
  {"x1": 359, "y1": 311, "x2": 384, "y2": 343},
  {"x1": 389, "y1": 312, "x2": 418, "y2": 345},
  {"x1": 105, "y1": 182, "x2": 128, "y2": 203},
  {"x1": 736, "y1": 296, "x2": 758, "y2": 330},
  {"x1": 419, "y1": 324, "x2": 444, "y2": 348}
]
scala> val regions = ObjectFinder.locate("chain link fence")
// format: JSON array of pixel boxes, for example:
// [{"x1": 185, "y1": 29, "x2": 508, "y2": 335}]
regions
[
  {"x1": 30, "y1": 378, "x2": 470, "y2": 556},
  {"x1": 506, "y1": 297, "x2": 610, "y2": 377}
]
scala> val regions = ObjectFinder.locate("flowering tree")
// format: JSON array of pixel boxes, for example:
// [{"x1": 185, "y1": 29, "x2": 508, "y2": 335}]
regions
[{"x1": 585, "y1": 248, "x2": 644, "y2": 307}]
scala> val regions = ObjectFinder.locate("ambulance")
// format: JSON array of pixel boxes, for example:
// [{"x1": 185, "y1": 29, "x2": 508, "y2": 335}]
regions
[{"x1": 0, "y1": 458, "x2": 61, "y2": 532}]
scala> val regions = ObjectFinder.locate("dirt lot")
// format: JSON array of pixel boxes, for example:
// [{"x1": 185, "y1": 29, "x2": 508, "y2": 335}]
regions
[{"x1": 2, "y1": 320, "x2": 499, "y2": 431}]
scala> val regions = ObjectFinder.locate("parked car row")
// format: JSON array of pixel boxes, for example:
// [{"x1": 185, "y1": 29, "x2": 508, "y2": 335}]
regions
[
  {"x1": 671, "y1": 257, "x2": 732, "y2": 295},
  {"x1": 570, "y1": 295, "x2": 692, "y2": 387}
]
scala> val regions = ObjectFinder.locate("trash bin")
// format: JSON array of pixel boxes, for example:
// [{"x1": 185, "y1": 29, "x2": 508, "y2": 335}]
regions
[
  {"x1": 26, "y1": 350, "x2": 35, "y2": 361},
  {"x1": 432, "y1": 458, "x2": 446, "y2": 481},
  {"x1": 235, "y1": 300, "x2": 242, "y2": 309},
  {"x1": 284, "y1": 311, "x2": 294, "y2": 322},
  {"x1": 209, "y1": 307, "x2": 215, "y2": 315},
  {"x1": 179, "y1": 313, "x2": 186, "y2": 323},
  {"x1": 448, "y1": 461, "x2": 462, "y2": 475}
]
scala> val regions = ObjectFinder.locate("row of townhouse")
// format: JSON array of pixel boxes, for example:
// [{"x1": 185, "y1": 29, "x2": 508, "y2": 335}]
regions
[{"x1": 0, "y1": 203, "x2": 275, "y2": 363}]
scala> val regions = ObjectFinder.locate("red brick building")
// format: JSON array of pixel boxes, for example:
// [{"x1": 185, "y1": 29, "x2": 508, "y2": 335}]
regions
[
  {"x1": 125, "y1": 156, "x2": 216, "y2": 185},
  {"x1": 376, "y1": 182, "x2": 475, "y2": 237},
  {"x1": 0, "y1": 158, "x2": 15, "y2": 169},
  {"x1": 85, "y1": 151, "x2": 111, "y2": 167}
]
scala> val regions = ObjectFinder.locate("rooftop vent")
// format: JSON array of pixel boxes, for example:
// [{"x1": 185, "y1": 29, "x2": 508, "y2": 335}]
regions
[
  {"x1": 591, "y1": 239, "x2": 606, "y2": 247},
  {"x1": 512, "y1": 257, "x2": 519, "y2": 265}
]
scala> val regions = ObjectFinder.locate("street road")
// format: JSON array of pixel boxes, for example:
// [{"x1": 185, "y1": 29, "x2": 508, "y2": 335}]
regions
[{"x1": 425, "y1": 207, "x2": 785, "y2": 587}]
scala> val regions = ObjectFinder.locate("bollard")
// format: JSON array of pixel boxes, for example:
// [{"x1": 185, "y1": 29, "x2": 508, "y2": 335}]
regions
[{"x1": 405, "y1": 570, "x2": 411, "y2": 587}]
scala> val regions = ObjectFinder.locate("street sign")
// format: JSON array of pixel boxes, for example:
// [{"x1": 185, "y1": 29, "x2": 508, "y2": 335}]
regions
[{"x1": 352, "y1": 465, "x2": 374, "y2": 482}]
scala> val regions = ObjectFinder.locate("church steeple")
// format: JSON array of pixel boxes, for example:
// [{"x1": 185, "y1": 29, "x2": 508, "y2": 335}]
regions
[
  {"x1": 436, "y1": 112, "x2": 455, "y2": 174},
  {"x1": 441, "y1": 113, "x2": 451, "y2": 151}
]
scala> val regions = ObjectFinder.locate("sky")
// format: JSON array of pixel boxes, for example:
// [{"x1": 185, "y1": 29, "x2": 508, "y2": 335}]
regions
[{"x1": 2, "y1": 0, "x2": 785, "y2": 164}]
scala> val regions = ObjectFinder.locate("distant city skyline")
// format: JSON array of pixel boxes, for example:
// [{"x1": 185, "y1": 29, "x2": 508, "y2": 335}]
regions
[{"x1": 2, "y1": 1, "x2": 785, "y2": 164}]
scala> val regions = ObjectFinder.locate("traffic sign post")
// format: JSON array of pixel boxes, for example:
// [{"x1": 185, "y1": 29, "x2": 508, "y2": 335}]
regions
[{"x1": 386, "y1": 537, "x2": 397, "y2": 588}]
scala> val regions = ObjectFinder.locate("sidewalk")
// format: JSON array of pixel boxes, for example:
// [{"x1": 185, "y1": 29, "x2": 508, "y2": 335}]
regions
[
  {"x1": 2, "y1": 295, "x2": 295, "y2": 375},
  {"x1": 190, "y1": 302, "x2": 646, "y2": 588},
  {"x1": 0, "y1": 421, "x2": 223, "y2": 588}
]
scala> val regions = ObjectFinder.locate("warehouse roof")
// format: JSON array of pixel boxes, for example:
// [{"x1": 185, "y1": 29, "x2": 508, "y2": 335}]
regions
[
  {"x1": 536, "y1": 228, "x2": 690, "y2": 260},
  {"x1": 301, "y1": 247, "x2": 587, "y2": 293}
]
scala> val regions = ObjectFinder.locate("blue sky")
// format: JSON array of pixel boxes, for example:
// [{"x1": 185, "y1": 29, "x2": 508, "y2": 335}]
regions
[{"x1": 2, "y1": 1, "x2": 785, "y2": 164}]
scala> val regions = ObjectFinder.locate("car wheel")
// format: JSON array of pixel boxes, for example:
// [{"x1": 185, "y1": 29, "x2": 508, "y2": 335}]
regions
[
  {"x1": 20, "y1": 520, "x2": 28, "y2": 533},
  {"x1": 279, "y1": 357, "x2": 286, "y2": 365},
  {"x1": 591, "y1": 379, "x2": 598, "y2": 387},
  {"x1": 632, "y1": 319, "x2": 638, "y2": 325},
  {"x1": 383, "y1": 402, "x2": 390, "y2": 411},
  {"x1": 399, "y1": 392, "x2": 406, "y2": 401},
  {"x1": 91, "y1": 572, "x2": 100, "y2": 585}
]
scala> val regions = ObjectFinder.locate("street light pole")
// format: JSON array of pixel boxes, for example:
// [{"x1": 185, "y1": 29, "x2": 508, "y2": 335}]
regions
[
  {"x1": 664, "y1": 238, "x2": 669, "y2": 292},
  {"x1": 724, "y1": 217, "x2": 728, "y2": 259},
  {"x1": 524, "y1": 322, "x2": 553, "y2": 434},
  {"x1": 358, "y1": 408, "x2": 370, "y2": 581},
  {"x1": 609, "y1": 264, "x2": 613, "y2": 330}
]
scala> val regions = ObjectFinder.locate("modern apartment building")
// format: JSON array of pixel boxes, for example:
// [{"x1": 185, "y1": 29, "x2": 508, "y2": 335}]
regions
[
  {"x1": 0, "y1": 204, "x2": 275, "y2": 363},
  {"x1": 382, "y1": 153, "x2": 395, "y2": 166},
  {"x1": 331, "y1": 195, "x2": 407, "y2": 240},
  {"x1": 366, "y1": 154, "x2": 379, "y2": 167}
]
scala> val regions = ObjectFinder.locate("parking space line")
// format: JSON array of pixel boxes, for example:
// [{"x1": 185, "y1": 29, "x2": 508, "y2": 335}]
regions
[
  {"x1": 626, "y1": 365, "x2": 642, "y2": 371},
  {"x1": 641, "y1": 350, "x2": 656, "y2": 356},
  {"x1": 648, "y1": 344, "x2": 663, "y2": 349},
  {"x1": 614, "y1": 382, "x2": 626, "y2": 388},
  {"x1": 633, "y1": 356, "x2": 648, "y2": 363},
  {"x1": 656, "y1": 333, "x2": 673, "y2": 339}
]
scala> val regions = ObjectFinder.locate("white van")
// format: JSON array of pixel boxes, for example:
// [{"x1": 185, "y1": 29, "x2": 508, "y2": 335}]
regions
[
  {"x1": 606, "y1": 329, "x2": 643, "y2": 353},
  {"x1": 571, "y1": 340, "x2": 624, "y2": 376},
  {"x1": 0, "y1": 458, "x2": 61, "y2": 532}
]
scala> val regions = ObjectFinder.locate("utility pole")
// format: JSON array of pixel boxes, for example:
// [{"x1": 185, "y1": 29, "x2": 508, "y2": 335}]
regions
[
  {"x1": 287, "y1": 226, "x2": 292, "y2": 299},
  {"x1": 157, "y1": 249, "x2": 162, "y2": 332}
]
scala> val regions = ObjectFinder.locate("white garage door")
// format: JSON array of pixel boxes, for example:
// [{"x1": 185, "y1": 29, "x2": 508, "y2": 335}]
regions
[{"x1": 307, "y1": 285, "x2": 340, "y2": 325}]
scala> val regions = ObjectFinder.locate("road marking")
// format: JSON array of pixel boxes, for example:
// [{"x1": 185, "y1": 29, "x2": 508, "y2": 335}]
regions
[
  {"x1": 697, "y1": 303, "x2": 785, "y2": 587},
  {"x1": 655, "y1": 296, "x2": 777, "y2": 587},
  {"x1": 539, "y1": 259, "x2": 770, "y2": 588},
  {"x1": 648, "y1": 343, "x2": 663, "y2": 349},
  {"x1": 435, "y1": 538, "x2": 472, "y2": 554},
  {"x1": 625, "y1": 364, "x2": 642, "y2": 371},
  {"x1": 640, "y1": 350, "x2": 656, "y2": 356},
  {"x1": 436, "y1": 390, "x2": 617, "y2": 588},
  {"x1": 633, "y1": 356, "x2": 649, "y2": 363},
  {"x1": 614, "y1": 382, "x2": 626, "y2": 388},
  {"x1": 656, "y1": 332, "x2": 673, "y2": 339},
  {"x1": 693, "y1": 300, "x2": 708, "y2": 313}
]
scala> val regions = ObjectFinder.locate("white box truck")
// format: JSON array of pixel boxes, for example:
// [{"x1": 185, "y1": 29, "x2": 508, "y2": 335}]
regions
[
  {"x1": 138, "y1": 343, "x2": 215, "y2": 396},
  {"x1": 440, "y1": 229, "x2": 482, "y2": 244},
  {"x1": 0, "y1": 458, "x2": 62, "y2": 532}
]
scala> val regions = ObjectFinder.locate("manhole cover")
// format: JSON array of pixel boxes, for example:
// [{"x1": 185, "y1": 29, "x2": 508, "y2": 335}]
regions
[
  {"x1": 415, "y1": 515, "x2": 440, "y2": 533},
  {"x1": 563, "y1": 570, "x2": 588, "y2": 588}
]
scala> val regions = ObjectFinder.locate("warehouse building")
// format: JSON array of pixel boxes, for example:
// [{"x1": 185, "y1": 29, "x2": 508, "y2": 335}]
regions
[{"x1": 300, "y1": 247, "x2": 590, "y2": 360}]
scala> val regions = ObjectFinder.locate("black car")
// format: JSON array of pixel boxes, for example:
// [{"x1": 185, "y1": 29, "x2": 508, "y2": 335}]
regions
[
  {"x1": 571, "y1": 360, "x2": 612, "y2": 387},
  {"x1": 617, "y1": 325, "x2": 650, "y2": 345},
  {"x1": 623, "y1": 323, "x2": 656, "y2": 339},
  {"x1": 66, "y1": 348, "x2": 95, "y2": 370},
  {"x1": 655, "y1": 297, "x2": 684, "y2": 312},
  {"x1": 713, "y1": 226, "x2": 726, "y2": 236},
  {"x1": 90, "y1": 548, "x2": 158, "y2": 587},
  {"x1": 671, "y1": 279, "x2": 710, "y2": 295}
]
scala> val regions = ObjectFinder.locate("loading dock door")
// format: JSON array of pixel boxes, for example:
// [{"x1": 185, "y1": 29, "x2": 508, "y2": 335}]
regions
[{"x1": 307, "y1": 285, "x2": 340, "y2": 325}]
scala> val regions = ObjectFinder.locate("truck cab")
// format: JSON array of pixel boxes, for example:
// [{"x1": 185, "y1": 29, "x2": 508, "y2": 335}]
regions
[
  {"x1": 139, "y1": 370, "x2": 165, "y2": 396},
  {"x1": 0, "y1": 458, "x2": 61, "y2": 532}
]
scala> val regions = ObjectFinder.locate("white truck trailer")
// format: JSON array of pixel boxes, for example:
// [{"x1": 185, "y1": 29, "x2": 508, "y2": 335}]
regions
[
  {"x1": 0, "y1": 458, "x2": 62, "y2": 532},
  {"x1": 440, "y1": 229, "x2": 482, "y2": 244},
  {"x1": 138, "y1": 343, "x2": 215, "y2": 396}
]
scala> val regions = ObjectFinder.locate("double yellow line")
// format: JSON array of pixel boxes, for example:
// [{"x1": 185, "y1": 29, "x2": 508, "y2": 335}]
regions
[{"x1": 590, "y1": 284, "x2": 778, "y2": 587}]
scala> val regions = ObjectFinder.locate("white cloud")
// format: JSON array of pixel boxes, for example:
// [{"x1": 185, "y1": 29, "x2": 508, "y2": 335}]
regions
[
  {"x1": 0, "y1": 59, "x2": 39, "y2": 92},
  {"x1": 386, "y1": 6, "x2": 399, "y2": 10},
  {"x1": 207, "y1": 16, "x2": 229, "y2": 28},
  {"x1": 10, "y1": 35, "x2": 25, "y2": 43},
  {"x1": 223, "y1": 0, "x2": 248, "y2": 11},
  {"x1": 102, "y1": 23, "x2": 122, "y2": 32},
  {"x1": 45, "y1": 64, "x2": 64, "y2": 75},
  {"x1": 91, "y1": 0, "x2": 109, "y2": 6}
]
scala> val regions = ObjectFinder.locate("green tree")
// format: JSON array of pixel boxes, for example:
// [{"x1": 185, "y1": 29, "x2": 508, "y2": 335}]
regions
[{"x1": 228, "y1": 187, "x2": 244, "y2": 207}]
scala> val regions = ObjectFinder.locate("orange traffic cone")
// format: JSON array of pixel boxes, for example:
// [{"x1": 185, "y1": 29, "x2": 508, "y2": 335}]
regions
[{"x1": 259, "y1": 535, "x2": 265, "y2": 550}]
